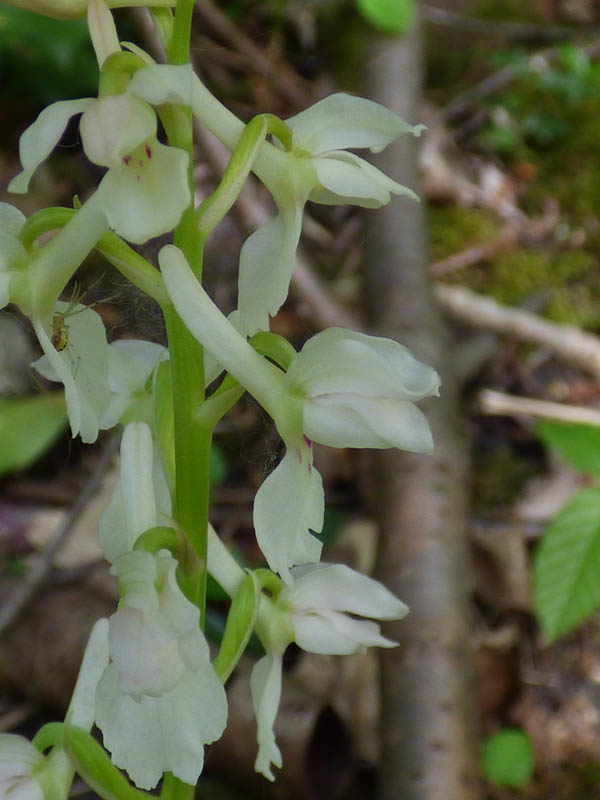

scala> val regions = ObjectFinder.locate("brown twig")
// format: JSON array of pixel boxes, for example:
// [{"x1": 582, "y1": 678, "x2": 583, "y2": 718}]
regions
[
  {"x1": 478, "y1": 389, "x2": 600, "y2": 426},
  {"x1": 435, "y1": 283, "x2": 600, "y2": 379},
  {"x1": 0, "y1": 433, "x2": 120, "y2": 637},
  {"x1": 194, "y1": 0, "x2": 309, "y2": 108},
  {"x1": 423, "y1": 5, "x2": 578, "y2": 42}
]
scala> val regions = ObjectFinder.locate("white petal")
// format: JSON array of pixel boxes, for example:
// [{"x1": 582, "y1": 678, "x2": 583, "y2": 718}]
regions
[
  {"x1": 287, "y1": 92, "x2": 424, "y2": 155},
  {"x1": 120, "y1": 422, "x2": 157, "y2": 539},
  {"x1": 288, "y1": 563, "x2": 408, "y2": 618},
  {"x1": 304, "y1": 394, "x2": 434, "y2": 453},
  {"x1": 128, "y1": 63, "x2": 196, "y2": 107},
  {"x1": 8, "y1": 99, "x2": 94, "y2": 193},
  {"x1": 101, "y1": 339, "x2": 167, "y2": 429},
  {"x1": 80, "y1": 95, "x2": 155, "y2": 168},
  {"x1": 0, "y1": 735, "x2": 44, "y2": 780},
  {"x1": 287, "y1": 327, "x2": 440, "y2": 402},
  {"x1": 293, "y1": 609, "x2": 396, "y2": 654},
  {"x1": 95, "y1": 139, "x2": 190, "y2": 244},
  {"x1": 238, "y1": 207, "x2": 303, "y2": 335},
  {"x1": 32, "y1": 303, "x2": 111, "y2": 444},
  {"x1": 97, "y1": 422, "x2": 156, "y2": 562},
  {"x1": 250, "y1": 654, "x2": 283, "y2": 781},
  {"x1": 68, "y1": 618, "x2": 110, "y2": 731},
  {"x1": 314, "y1": 155, "x2": 390, "y2": 207},
  {"x1": 312, "y1": 151, "x2": 418, "y2": 208},
  {"x1": 96, "y1": 663, "x2": 227, "y2": 790},
  {"x1": 0, "y1": 203, "x2": 26, "y2": 237},
  {"x1": 107, "y1": 339, "x2": 166, "y2": 395},
  {"x1": 253, "y1": 446, "x2": 323, "y2": 583}
]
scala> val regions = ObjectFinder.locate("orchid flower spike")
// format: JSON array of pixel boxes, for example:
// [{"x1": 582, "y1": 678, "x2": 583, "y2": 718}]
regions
[
  {"x1": 127, "y1": 64, "x2": 424, "y2": 333},
  {"x1": 9, "y1": 91, "x2": 189, "y2": 245},
  {"x1": 252, "y1": 562, "x2": 408, "y2": 780},
  {"x1": 94, "y1": 422, "x2": 226, "y2": 789}
]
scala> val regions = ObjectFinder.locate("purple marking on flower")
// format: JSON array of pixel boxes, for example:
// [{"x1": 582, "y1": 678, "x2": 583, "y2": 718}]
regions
[
  {"x1": 145, "y1": 144, "x2": 152, "y2": 159},
  {"x1": 138, "y1": 160, "x2": 144, "y2": 168},
  {"x1": 123, "y1": 155, "x2": 132, "y2": 165},
  {"x1": 297, "y1": 448, "x2": 302, "y2": 463},
  {"x1": 307, "y1": 463, "x2": 312, "y2": 474},
  {"x1": 303, "y1": 434, "x2": 312, "y2": 448}
]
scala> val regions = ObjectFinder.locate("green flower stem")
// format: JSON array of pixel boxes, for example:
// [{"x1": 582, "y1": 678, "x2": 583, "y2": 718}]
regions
[
  {"x1": 20, "y1": 208, "x2": 168, "y2": 307},
  {"x1": 161, "y1": 0, "x2": 210, "y2": 631},
  {"x1": 161, "y1": 8, "x2": 209, "y2": 797},
  {"x1": 167, "y1": 0, "x2": 194, "y2": 65}
]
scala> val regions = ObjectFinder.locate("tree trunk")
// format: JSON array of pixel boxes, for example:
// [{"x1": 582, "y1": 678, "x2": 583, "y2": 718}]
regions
[{"x1": 363, "y1": 9, "x2": 482, "y2": 800}]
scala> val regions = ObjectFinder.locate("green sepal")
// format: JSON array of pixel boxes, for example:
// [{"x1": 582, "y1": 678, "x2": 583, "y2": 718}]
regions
[
  {"x1": 153, "y1": 359, "x2": 175, "y2": 490},
  {"x1": 249, "y1": 331, "x2": 297, "y2": 371},
  {"x1": 213, "y1": 570, "x2": 260, "y2": 682},
  {"x1": 64, "y1": 726, "x2": 149, "y2": 800}
]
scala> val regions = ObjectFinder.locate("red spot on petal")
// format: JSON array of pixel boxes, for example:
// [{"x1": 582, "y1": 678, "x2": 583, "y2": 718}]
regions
[
  {"x1": 303, "y1": 434, "x2": 312, "y2": 448},
  {"x1": 138, "y1": 160, "x2": 144, "y2": 168},
  {"x1": 145, "y1": 144, "x2": 152, "y2": 158},
  {"x1": 308, "y1": 463, "x2": 312, "y2": 474},
  {"x1": 123, "y1": 155, "x2": 132, "y2": 165}
]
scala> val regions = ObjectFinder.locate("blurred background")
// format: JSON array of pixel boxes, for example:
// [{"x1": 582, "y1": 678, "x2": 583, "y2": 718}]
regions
[{"x1": 3, "y1": 1, "x2": 600, "y2": 798}]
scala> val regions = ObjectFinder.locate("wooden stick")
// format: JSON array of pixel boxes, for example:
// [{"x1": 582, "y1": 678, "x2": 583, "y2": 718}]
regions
[
  {"x1": 479, "y1": 389, "x2": 600, "y2": 426},
  {"x1": 435, "y1": 283, "x2": 600, "y2": 379}
]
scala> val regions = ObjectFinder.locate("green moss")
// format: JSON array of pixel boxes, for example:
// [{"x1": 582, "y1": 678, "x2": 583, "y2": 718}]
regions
[
  {"x1": 428, "y1": 206, "x2": 500, "y2": 261},
  {"x1": 473, "y1": 442, "x2": 539, "y2": 518}
]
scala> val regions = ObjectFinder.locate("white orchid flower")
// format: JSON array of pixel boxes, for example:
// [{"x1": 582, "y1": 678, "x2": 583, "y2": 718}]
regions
[
  {"x1": 160, "y1": 245, "x2": 439, "y2": 579},
  {"x1": 127, "y1": 65, "x2": 423, "y2": 333},
  {"x1": 95, "y1": 549, "x2": 227, "y2": 789},
  {"x1": 252, "y1": 562, "x2": 408, "y2": 780},
  {"x1": 100, "y1": 339, "x2": 168, "y2": 430},
  {"x1": 94, "y1": 422, "x2": 226, "y2": 789},
  {"x1": 9, "y1": 93, "x2": 189, "y2": 245},
  {"x1": 238, "y1": 94, "x2": 424, "y2": 334},
  {"x1": 31, "y1": 302, "x2": 111, "y2": 444}
]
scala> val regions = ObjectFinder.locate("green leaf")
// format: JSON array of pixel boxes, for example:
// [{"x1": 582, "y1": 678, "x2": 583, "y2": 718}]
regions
[
  {"x1": 534, "y1": 488, "x2": 600, "y2": 639},
  {"x1": 536, "y1": 421, "x2": 600, "y2": 476},
  {"x1": 481, "y1": 728, "x2": 534, "y2": 787},
  {"x1": 355, "y1": 0, "x2": 414, "y2": 34},
  {"x1": 0, "y1": 393, "x2": 66, "y2": 476},
  {"x1": 213, "y1": 571, "x2": 259, "y2": 682}
]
